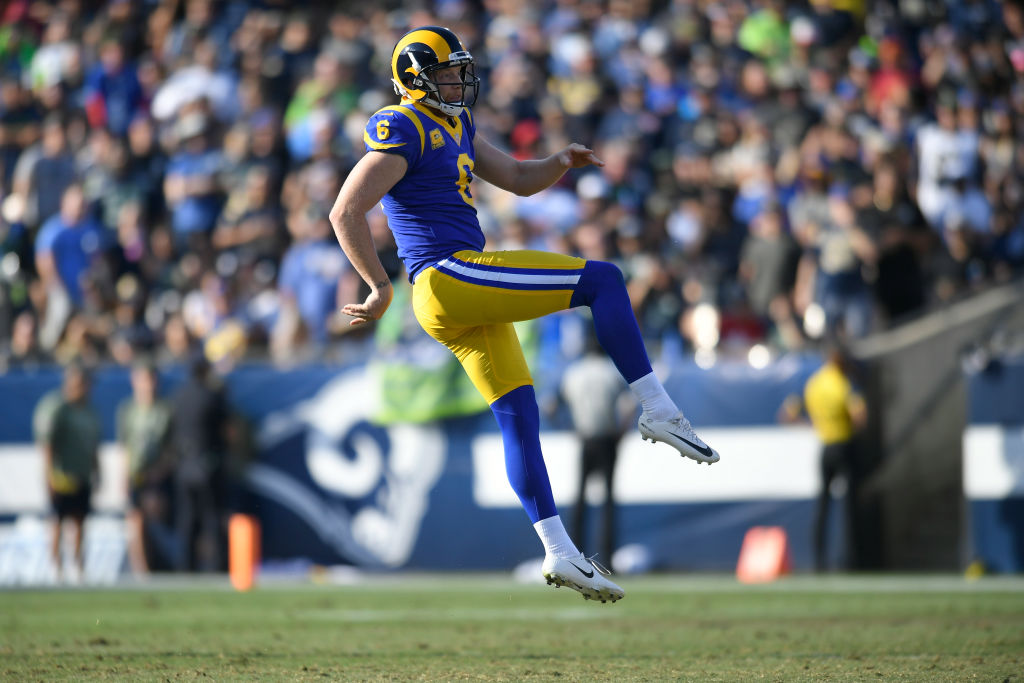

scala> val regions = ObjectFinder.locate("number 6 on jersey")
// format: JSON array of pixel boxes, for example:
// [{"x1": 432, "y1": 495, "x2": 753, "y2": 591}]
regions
[{"x1": 456, "y1": 152, "x2": 474, "y2": 207}]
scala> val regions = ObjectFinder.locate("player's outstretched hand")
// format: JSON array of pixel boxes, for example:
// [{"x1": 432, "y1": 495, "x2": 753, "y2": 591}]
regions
[
  {"x1": 341, "y1": 282, "x2": 393, "y2": 327},
  {"x1": 558, "y1": 143, "x2": 604, "y2": 169}
]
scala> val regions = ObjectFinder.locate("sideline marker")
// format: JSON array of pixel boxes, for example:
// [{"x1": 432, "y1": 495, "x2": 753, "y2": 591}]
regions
[
  {"x1": 736, "y1": 525, "x2": 792, "y2": 583},
  {"x1": 229, "y1": 514, "x2": 261, "y2": 591}
]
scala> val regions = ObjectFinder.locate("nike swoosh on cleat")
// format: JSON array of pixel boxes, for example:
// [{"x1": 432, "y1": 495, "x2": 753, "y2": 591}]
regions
[
  {"x1": 667, "y1": 431, "x2": 716, "y2": 459},
  {"x1": 568, "y1": 561, "x2": 594, "y2": 579}
]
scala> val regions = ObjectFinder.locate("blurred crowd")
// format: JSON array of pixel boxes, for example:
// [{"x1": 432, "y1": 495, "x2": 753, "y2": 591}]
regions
[{"x1": 1, "y1": 0, "x2": 1023, "y2": 373}]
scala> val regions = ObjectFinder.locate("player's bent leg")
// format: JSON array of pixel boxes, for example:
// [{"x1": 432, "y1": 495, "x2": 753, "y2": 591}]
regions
[
  {"x1": 435, "y1": 328, "x2": 624, "y2": 602},
  {"x1": 570, "y1": 260, "x2": 721, "y2": 465},
  {"x1": 569, "y1": 260, "x2": 651, "y2": 383}
]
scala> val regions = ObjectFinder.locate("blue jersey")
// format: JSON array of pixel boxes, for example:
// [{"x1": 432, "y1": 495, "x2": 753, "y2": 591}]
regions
[{"x1": 364, "y1": 101, "x2": 483, "y2": 281}]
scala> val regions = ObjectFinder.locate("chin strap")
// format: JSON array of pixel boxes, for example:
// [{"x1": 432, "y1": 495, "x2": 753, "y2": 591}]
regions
[{"x1": 392, "y1": 81, "x2": 462, "y2": 116}]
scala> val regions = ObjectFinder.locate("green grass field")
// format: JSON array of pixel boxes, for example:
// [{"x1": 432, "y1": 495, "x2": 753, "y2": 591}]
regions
[{"x1": 2, "y1": 574, "x2": 1023, "y2": 681}]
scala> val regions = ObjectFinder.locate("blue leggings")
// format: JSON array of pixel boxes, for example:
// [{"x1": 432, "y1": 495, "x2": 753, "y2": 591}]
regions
[
  {"x1": 490, "y1": 385, "x2": 555, "y2": 522},
  {"x1": 570, "y1": 260, "x2": 652, "y2": 384}
]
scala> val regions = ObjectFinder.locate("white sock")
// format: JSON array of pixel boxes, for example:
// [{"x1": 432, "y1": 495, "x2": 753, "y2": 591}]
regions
[
  {"x1": 629, "y1": 371, "x2": 678, "y2": 421},
  {"x1": 534, "y1": 516, "x2": 579, "y2": 559}
]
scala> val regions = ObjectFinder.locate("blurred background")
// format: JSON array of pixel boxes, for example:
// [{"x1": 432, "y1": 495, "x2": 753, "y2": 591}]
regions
[{"x1": 0, "y1": 0, "x2": 1022, "y2": 586}]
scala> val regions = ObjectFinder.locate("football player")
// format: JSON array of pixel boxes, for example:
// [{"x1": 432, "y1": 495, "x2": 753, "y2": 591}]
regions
[{"x1": 329, "y1": 25, "x2": 720, "y2": 603}]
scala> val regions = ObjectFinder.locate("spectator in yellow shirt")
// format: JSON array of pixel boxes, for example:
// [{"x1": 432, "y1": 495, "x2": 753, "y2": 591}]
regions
[{"x1": 781, "y1": 345, "x2": 867, "y2": 571}]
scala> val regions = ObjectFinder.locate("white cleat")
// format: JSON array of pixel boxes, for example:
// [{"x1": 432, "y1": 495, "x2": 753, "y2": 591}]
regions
[
  {"x1": 542, "y1": 553, "x2": 624, "y2": 604},
  {"x1": 638, "y1": 412, "x2": 720, "y2": 465}
]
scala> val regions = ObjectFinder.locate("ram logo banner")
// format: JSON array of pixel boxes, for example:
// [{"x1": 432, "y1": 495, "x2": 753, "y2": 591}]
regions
[{"x1": 250, "y1": 370, "x2": 446, "y2": 568}]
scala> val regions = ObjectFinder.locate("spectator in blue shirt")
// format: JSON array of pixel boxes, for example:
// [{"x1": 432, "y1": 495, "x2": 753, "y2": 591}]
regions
[
  {"x1": 84, "y1": 38, "x2": 143, "y2": 137},
  {"x1": 29, "y1": 115, "x2": 77, "y2": 228},
  {"x1": 276, "y1": 207, "x2": 350, "y2": 347},
  {"x1": 34, "y1": 183, "x2": 109, "y2": 307},
  {"x1": 163, "y1": 112, "x2": 224, "y2": 249}
]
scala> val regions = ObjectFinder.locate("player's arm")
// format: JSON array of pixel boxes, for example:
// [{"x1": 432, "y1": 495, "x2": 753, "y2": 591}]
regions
[
  {"x1": 327, "y1": 151, "x2": 407, "y2": 326},
  {"x1": 41, "y1": 441, "x2": 54, "y2": 494},
  {"x1": 847, "y1": 392, "x2": 868, "y2": 431},
  {"x1": 91, "y1": 437, "x2": 100, "y2": 489},
  {"x1": 474, "y1": 135, "x2": 604, "y2": 197},
  {"x1": 777, "y1": 394, "x2": 804, "y2": 424},
  {"x1": 115, "y1": 404, "x2": 131, "y2": 497},
  {"x1": 41, "y1": 405, "x2": 61, "y2": 495}
]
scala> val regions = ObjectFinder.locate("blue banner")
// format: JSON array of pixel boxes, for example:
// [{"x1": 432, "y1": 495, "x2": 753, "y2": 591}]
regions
[
  {"x1": 964, "y1": 354, "x2": 1024, "y2": 572},
  {"x1": 1, "y1": 355, "x2": 829, "y2": 576}
]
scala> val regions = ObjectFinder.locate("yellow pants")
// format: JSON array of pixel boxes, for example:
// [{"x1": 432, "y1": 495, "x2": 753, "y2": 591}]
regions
[{"x1": 412, "y1": 249, "x2": 586, "y2": 404}]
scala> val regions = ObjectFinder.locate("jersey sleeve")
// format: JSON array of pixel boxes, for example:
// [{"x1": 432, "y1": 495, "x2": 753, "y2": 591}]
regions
[
  {"x1": 278, "y1": 247, "x2": 299, "y2": 297},
  {"x1": 32, "y1": 391, "x2": 60, "y2": 444},
  {"x1": 34, "y1": 217, "x2": 60, "y2": 255},
  {"x1": 846, "y1": 390, "x2": 866, "y2": 418},
  {"x1": 115, "y1": 400, "x2": 128, "y2": 447},
  {"x1": 364, "y1": 108, "x2": 423, "y2": 168}
]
